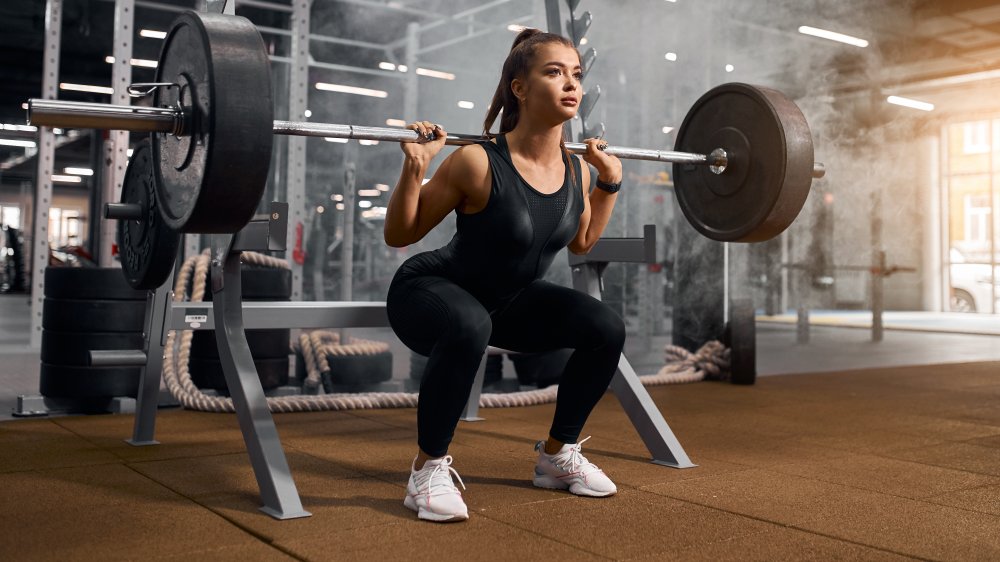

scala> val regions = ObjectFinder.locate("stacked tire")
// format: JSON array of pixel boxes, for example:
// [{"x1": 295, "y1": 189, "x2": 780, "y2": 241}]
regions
[
  {"x1": 189, "y1": 266, "x2": 291, "y2": 394},
  {"x1": 40, "y1": 267, "x2": 146, "y2": 399}
]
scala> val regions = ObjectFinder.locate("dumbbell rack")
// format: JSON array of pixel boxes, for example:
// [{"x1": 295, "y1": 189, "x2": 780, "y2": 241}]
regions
[{"x1": 42, "y1": 207, "x2": 694, "y2": 520}]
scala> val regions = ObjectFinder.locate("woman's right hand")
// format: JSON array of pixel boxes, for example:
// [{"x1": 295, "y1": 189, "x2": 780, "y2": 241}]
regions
[{"x1": 401, "y1": 120, "x2": 447, "y2": 162}]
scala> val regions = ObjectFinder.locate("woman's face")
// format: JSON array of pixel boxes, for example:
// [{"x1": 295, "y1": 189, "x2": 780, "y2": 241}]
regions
[{"x1": 514, "y1": 42, "x2": 582, "y2": 125}]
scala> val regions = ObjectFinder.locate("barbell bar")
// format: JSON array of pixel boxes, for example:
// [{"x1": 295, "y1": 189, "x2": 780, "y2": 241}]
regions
[
  {"x1": 26, "y1": 99, "x2": 825, "y2": 178},
  {"x1": 24, "y1": 11, "x2": 823, "y2": 244}
]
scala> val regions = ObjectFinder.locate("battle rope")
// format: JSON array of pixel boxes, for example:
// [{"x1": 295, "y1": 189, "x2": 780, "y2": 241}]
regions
[{"x1": 162, "y1": 253, "x2": 730, "y2": 413}]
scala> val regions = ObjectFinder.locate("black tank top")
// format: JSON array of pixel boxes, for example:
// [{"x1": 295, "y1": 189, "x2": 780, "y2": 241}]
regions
[{"x1": 393, "y1": 134, "x2": 584, "y2": 313}]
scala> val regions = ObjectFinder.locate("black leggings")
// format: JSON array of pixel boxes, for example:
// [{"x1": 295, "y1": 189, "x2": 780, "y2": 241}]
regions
[{"x1": 387, "y1": 276, "x2": 626, "y2": 457}]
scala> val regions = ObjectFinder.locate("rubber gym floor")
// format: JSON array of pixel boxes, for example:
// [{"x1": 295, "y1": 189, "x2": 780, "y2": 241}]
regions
[{"x1": 2, "y1": 293, "x2": 1000, "y2": 561}]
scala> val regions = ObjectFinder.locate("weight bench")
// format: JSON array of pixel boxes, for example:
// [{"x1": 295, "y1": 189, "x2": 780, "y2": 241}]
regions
[{"x1": 91, "y1": 215, "x2": 694, "y2": 520}]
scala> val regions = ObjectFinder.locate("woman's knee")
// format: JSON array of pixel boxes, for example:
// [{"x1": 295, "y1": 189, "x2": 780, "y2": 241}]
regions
[
  {"x1": 445, "y1": 307, "x2": 492, "y2": 351},
  {"x1": 582, "y1": 306, "x2": 626, "y2": 352}
]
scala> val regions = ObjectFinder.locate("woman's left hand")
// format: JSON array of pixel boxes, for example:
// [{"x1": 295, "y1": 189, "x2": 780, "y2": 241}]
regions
[{"x1": 581, "y1": 137, "x2": 623, "y2": 185}]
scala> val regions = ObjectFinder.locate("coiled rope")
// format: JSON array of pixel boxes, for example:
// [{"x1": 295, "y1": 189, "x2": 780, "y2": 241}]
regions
[{"x1": 162, "y1": 252, "x2": 730, "y2": 413}]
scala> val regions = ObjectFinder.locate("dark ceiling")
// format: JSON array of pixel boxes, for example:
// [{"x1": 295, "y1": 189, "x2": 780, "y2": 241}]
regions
[{"x1": 3, "y1": 0, "x2": 1000, "y2": 187}]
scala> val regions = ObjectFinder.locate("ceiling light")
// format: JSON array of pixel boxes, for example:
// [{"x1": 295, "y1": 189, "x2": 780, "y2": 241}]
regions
[
  {"x1": 140, "y1": 29, "x2": 167, "y2": 39},
  {"x1": 358, "y1": 189, "x2": 381, "y2": 197},
  {"x1": 416, "y1": 67, "x2": 456, "y2": 80},
  {"x1": 886, "y1": 95, "x2": 934, "y2": 112},
  {"x1": 797, "y1": 26, "x2": 868, "y2": 48},
  {"x1": 336, "y1": 203, "x2": 345, "y2": 210},
  {"x1": 386, "y1": 118, "x2": 406, "y2": 127},
  {"x1": 59, "y1": 83, "x2": 114, "y2": 95},
  {"x1": 315, "y1": 82, "x2": 388, "y2": 98},
  {"x1": 662, "y1": 126, "x2": 674, "y2": 134},
  {"x1": 64, "y1": 167, "x2": 94, "y2": 176},
  {"x1": 304, "y1": 109, "x2": 312, "y2": 118},
  {"x1": 397, "y1": 65, "x2": 408, "y2": 72},
  {"x1": 664, "y1": 52, "x2": 677, "y2": 62},
  {"x1": 379, "y1": 62, "x2": 396, "y2": 71},
  {"x1": 332, "y1": 194, "x2": 344, "y2": 201},
  {"x1": 0, "y1": 139, "x2": 36, "y2": 148},
  {"x1": 359, "y1": 139, "x2": 379, "y2": 146},
  {"x1": 359, "y1": 200, "x2": 373, "y2": 208},
  {"x1": 725, "y1": 64, "x2": 734, "y2": 72},
  {"x1": 579, "y1": 38, "x2": 588, "y2": 45},
  {"x1": 324, "y1": 137, "x2": 348, "y2": 143},
  {"x1": 457, "y1": 101, "x2": 475, "y2": 109},
  {"x1": 2, "y1": 124, "x2": 37, "y2": 132},
  {"x1": 375, "y1": 183, "x2": 390, "y2": 191},
  {"x1": 508, "y1": 24, "x2": 527, "y2": 33},
  {"x1": 51, "y1": 174, "x2": 82, "y2": 183},
  {"x1": 105, "y1": 56, "x2": 157, "y2": 68}
]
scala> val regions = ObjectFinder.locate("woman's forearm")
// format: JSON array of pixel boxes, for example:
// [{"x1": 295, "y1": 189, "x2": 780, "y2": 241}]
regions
[
  {"x1": 583, "y1": 189, "x2": 619, "y2": 248},
  {"x1": 384, "y1": 156, "x2": 429, "y2": 247}
]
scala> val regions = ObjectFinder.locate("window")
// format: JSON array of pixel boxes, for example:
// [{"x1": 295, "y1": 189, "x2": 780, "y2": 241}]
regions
[
  {"x1": 963, "y1": 121, "x2": 990, "y2": 154},
  {"x1": 0, "y1": 205, "x2": 20, "y2": 229},
  {"x1": 964, "y1": 195, "x2": 991, "y2": 244}
]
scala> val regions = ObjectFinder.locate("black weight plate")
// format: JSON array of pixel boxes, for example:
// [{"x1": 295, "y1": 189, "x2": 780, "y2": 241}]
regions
[
  {"x1": 189, "y1": 356, "x2": 289, "y2": 392},
  {"x1": 190, "y1": 328, "x2": 291, "y2": 360},
  {"x1": 728, "y1": 300, "x2": 757, "y2": 385},
  {"x1": 42, "y1": 298, "x2": 146, "y2": 333},
  {"x1": 153, "y1": 11, "x2": 274, "y2": 233},
  {"x1": 322, "y1": 350, "x2": 393, "y2": 390},
  {"x1": 118, "y1": 139, "x2": 181, "y2": 290},
  {"x1": 41, "y1": 331, "x2": 145, "y2": 366},
  {"x1": 673, "y1": 83, "x2": 814, "y2": 242},
  {"x1": 40, "y1": 363, "x2": 140, "y2": 398},
  {"x1": 44, "y1": 267, "x2": 147, "y2": 300},
  {"x1": 199, "y1": 267, "x2": 292, "y2": 301}
]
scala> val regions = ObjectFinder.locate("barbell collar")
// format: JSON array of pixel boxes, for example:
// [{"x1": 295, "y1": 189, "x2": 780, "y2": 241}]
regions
[
  {"x1": 27, "y1": 99, "x2": 826, "y2": 179},
  {"x1": 104, "y1": 203, "x2": 144, "y2": 221}
]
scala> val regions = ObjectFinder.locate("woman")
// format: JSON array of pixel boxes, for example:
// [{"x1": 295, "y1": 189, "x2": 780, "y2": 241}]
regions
[{"x1": 383, "y1": 28, "x2": 625, "y2": 523}]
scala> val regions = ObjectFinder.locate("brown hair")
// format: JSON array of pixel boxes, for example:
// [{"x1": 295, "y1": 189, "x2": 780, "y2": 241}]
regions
[{"x1": 482, "y1": 28, "x2": 580, "y2": 183}]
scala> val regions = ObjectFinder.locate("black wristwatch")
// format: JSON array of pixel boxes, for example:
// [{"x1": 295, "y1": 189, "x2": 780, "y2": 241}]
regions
[{"x1": 595, "y1": 177, "x2": 621, "y2": 194}]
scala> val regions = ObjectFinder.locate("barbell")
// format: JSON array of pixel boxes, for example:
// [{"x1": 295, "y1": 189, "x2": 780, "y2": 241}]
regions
[{"x1": 26, "y1": 11, "x2": 826, "y2": 288}]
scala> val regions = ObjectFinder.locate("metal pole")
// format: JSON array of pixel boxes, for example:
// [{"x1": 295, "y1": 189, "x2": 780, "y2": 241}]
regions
[
  {"x1": 340, "y1": 162, "x2": 355, "y2": 301},
  {"x1": 286, "y1": 0, "x2": 309, "y2": 301},
  {"x1": 101, "y1": 0, "x2": 135, "y2": 267},
  {"x1": 872, "y1": 251, "x2": 885, "y2": 342},
  {"x1": 403, "y1": 22, "x2": 418, "y2": 122},
  {"x1": 29, "y1": 0, "x2": 62, "y2": 349}
]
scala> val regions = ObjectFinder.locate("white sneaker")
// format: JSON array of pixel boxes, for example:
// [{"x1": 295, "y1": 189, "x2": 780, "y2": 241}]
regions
[
  {"x1": 403, "y1": 455, "x2": 469, "y2": 522},
  {"x1": 533, "y1": 436, "x2": 617, "y2": 497}
]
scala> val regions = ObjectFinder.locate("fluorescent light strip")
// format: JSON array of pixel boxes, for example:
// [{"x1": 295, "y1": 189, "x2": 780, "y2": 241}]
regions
[
  {"x1": 386, "y1": 118, "x2": 406, "y2": 127},
  {"x1": 798, "y1": 26, "x2": 868, "y2": 48},
  {"x1": 375, "y1": 183, "x2": 390, "y2": 191},
  {"x1": 60, "y1": 83, "x2": 114, "y2": 94},
  {"x1": 378, "y1": 62, "x2": 396, "y2": 71},
  {"x1": 140, "y1": 29, "x2": 167, "y2": 39},
  {"x1": 324, "y1": 137, "x2": 348, "y2": 143},
  {"x1": 52, "y1": 174, "x2": 82, "y2": 183},
  {"x1": 0, "y1": 139, "x2": 36, "y2": 148},
  {"x1": 457, "y1": 101, "x2": 475, "y2": 109},
  {"x1": 2, "y1": 124, "x2": 37, "y2": 132},
  {"x1": 508, "y1": 24, "x2": 527, "y2": 33},
  {"x1": 359, "y1": 139, "x2": 379, "y2": 146},
  {"x1": 315, "y1": 82, "x2": 388, "y2": 98},
  {"x1": 358, "y1": 189, "x2": 381, "y2": 197},
  {"x1": 105, "y1": 56, "x2": 158, "y2": 68},
  {"x1": 887, "y1": 95, "x2": 934, "y2": 112},
  {"x1": 662, "y1": 126, "x2": 674, "y2": 134},
  {"x1": 416, "y1": 67, "x2": 456, "y2": 80},
  {"x1": 664, "y1": 52, "x2": 677, "y2": 62},
  {"x1": 64, "y1": 167, "x2": 94, "y2": 176},
  {"x1": 359, "y1": 200, "x2": 373, "y2": 208}
]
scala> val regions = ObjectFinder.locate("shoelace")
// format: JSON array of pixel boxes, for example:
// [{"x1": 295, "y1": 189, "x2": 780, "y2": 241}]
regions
[
  {"x1": 417, "y1": 455, "x2": 466, "y2": 496},
  {"x1": 550, "y1": 436, "x2": 601, "y2": 474}
]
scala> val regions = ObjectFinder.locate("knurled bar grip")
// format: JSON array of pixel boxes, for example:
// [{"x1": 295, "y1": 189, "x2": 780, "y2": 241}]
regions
[{"x1": 27, "y1": 98, "x2": 826, "y2": 178}]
